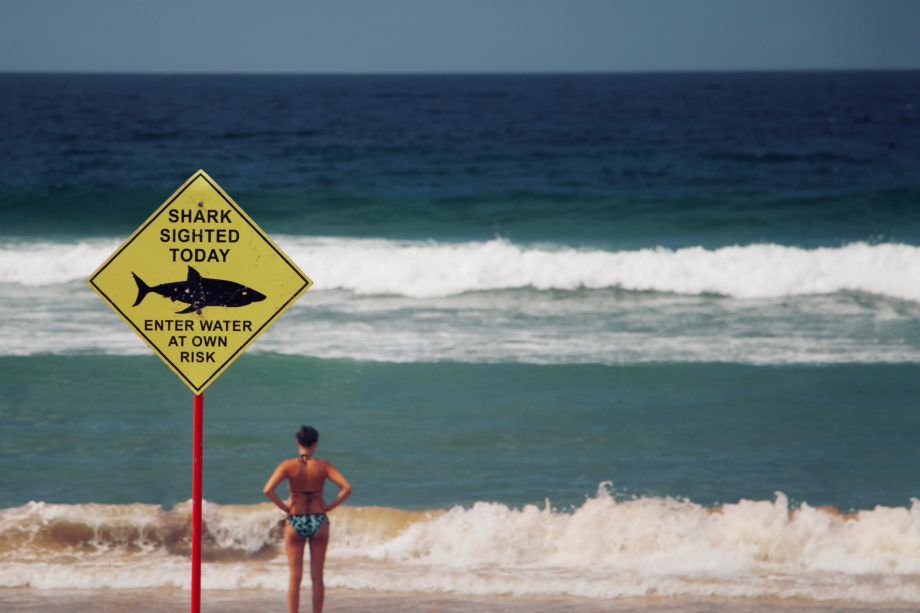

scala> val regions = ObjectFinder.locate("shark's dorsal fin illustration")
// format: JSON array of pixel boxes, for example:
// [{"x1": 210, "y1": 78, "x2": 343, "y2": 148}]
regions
[{"x1": 187, "y1": 266, "x2": 202, "y2": 284}]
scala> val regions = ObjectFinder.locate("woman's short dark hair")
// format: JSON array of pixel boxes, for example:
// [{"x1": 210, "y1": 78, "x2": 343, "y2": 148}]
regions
[{"x1": 296, "y1": 425, "x2": 319, "y2": 447}]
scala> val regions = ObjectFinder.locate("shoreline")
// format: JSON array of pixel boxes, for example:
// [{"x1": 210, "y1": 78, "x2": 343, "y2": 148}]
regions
[{"x1": 2, "y1": 588, "x2": 919, "y2": 613}]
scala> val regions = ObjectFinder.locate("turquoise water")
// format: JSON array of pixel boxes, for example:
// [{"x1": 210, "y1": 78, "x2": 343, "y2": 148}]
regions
[{"x1": 3, "y1": 354, "x2": 919, "y2": 511}]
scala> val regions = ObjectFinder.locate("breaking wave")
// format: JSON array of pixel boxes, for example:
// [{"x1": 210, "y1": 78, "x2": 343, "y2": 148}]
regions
[
  {"x1": 4, "y1": 488, "x2": 920, "y2": 602},
  {"x1": 2, "y1": 237, "x2": 920, "y2": 301}
]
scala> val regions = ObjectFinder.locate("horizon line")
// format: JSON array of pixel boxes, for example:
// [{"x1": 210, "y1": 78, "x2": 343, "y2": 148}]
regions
[{"x1": 1, "y1": 67, "x2": 918, "y2": 77}]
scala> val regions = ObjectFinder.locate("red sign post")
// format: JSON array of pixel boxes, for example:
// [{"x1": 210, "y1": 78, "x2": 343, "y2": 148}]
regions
[{"x1": 192, "y1": 393, "x2": 203, "y2": 613}]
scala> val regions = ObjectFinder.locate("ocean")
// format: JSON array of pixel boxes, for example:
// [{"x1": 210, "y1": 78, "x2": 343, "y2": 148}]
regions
[{"x1": 1, "y1": 71, "x2": 920, "y2": 609}]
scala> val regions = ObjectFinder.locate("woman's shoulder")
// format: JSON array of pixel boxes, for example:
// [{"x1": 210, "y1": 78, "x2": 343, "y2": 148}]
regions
[{"x1": 278, "y1": 457, "x2": 301, "y2": 471}]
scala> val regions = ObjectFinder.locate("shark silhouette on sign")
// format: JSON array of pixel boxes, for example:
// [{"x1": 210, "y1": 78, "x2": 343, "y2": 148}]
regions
[{"x1": 132, "y1": 266, "x2": 266, "y2": 314}]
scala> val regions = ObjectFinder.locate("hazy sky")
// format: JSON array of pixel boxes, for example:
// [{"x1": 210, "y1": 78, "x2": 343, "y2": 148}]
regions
[{"x1": 1, "y1": 0, "x2": 918, "y2": 73}]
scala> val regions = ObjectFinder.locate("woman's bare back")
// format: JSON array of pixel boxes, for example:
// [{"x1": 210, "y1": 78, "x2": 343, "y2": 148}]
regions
[{"x1": 286, "y1": 456, "x2": 328, "y2": 514}]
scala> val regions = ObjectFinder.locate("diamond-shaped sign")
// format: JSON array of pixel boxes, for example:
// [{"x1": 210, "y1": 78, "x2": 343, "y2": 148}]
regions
[{"x1": 87, "y1": 170, "x2": 311, "y2": 393}]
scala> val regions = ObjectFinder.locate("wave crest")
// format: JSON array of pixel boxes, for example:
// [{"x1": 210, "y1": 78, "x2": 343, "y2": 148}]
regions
[
  {"x1": 3, "y1": 237, "x2": 920, "y2": 302},
  {"x1": 302, "y1": 238, "x2": 920, "y2": 301},
  {"x1": 4, "y1": 490, "x2": 920, "y2": 601}
]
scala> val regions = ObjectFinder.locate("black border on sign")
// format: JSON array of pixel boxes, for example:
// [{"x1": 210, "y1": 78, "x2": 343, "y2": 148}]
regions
[{"x1": 87, "y1": 170, "x2": 310, "y2": 393}]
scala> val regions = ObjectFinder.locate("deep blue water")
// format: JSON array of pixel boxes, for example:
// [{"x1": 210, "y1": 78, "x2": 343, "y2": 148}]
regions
[{"x1": 1, "y1": 72, "x2": 918, "y2": 246}]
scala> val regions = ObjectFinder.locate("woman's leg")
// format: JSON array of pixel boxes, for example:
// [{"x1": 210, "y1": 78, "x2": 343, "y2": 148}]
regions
[
  {"x1": 308, "y1": 521, "x2": 330, "y2": 613},
  {"x1": 284, "y1": 523, "x2": 307, "y2": 613}
]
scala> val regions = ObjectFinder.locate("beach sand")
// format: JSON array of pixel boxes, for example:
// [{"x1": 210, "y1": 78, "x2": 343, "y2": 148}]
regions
[{"x1": 2, "y1": 588, "x2": 917, "y2": 612}]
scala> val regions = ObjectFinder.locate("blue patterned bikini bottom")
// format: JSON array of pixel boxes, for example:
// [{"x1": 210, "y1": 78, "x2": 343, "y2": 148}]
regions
[{"x1": 287, "y1": 513, "x2": 327, "y2": 539}]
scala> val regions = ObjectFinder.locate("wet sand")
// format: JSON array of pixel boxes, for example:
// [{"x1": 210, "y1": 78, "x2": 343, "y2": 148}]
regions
[{"x1": 2, "y1": 588, "x2": 917, "y2": 612}]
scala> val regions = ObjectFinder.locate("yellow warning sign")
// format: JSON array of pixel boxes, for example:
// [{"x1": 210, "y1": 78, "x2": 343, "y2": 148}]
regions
[{"x1": 87, "y1": 170, "x2": 312, "y2": 394}]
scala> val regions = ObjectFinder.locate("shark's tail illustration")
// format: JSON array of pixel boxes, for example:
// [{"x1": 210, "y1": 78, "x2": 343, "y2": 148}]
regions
[{"x1": 132, "y1": 273, "x2": 152, "y2": 307}]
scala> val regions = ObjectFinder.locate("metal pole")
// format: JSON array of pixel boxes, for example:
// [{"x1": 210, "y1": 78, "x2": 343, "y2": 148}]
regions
[{"x1": 192, "y1": 393, "x2": 203, "y2": 613}]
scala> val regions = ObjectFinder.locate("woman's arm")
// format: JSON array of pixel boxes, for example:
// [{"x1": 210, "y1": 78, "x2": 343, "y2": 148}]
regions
[
  {"x1": 262, "y1": 462, "x2": 291, "y2": 514},
  {"x1": 322, "y1": 462, "x2": 353, "y2": 513}
]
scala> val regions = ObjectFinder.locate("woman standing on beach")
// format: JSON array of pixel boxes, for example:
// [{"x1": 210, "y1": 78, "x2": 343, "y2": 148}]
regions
[{"x1": 263, "y1": 426, "x2": 352, "y2": 613}]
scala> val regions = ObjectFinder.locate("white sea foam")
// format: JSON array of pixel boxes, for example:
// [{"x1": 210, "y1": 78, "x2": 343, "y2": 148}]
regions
[
  {"x1": 2, "y1": 286, "x2": 918, "y2": 363},
  {"x1": 3, "y1": 490, "x2": 920, "y2": 602},
  {"x1": 0, "y1": 238, "x2": 121, "y2": 286},
  {"x1": 3, "y1": 236, "x2": 920, "y2": 301},
  {"x1": 3, "y1": 236, "x2": 919, "y2": 363},
  {"x1": 295, "y1": 238, "x2": 920, "y2": 301}
]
